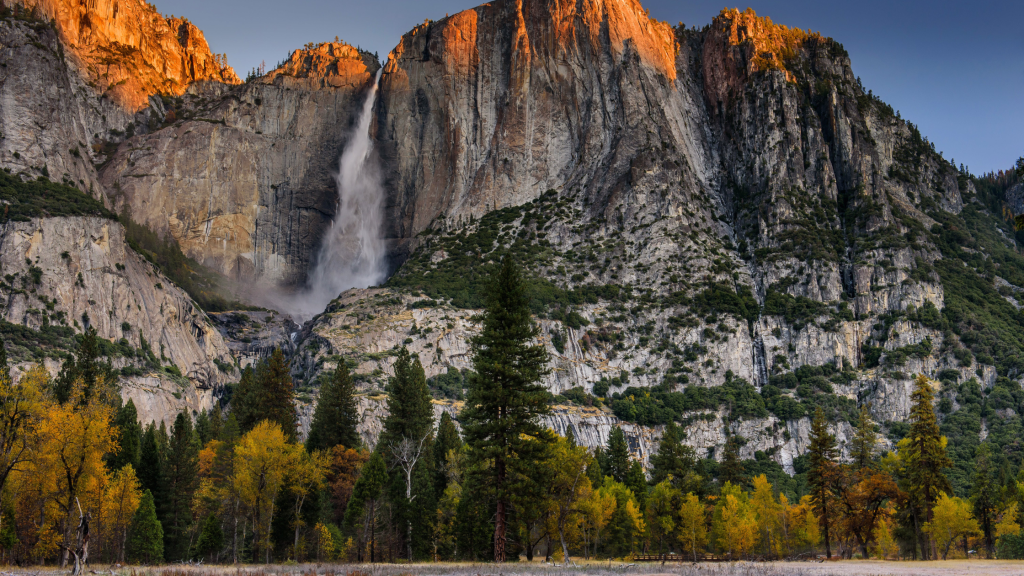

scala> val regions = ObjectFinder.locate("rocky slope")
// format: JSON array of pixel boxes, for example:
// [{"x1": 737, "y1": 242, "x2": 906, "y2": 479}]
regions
[
  {"x1": 0, "y1": 214, "x2": 237, "y2": 425},
  {"x1": 1, "y1": 0, "x2": 1022, "y2": 474},
  {"x1": 286, "y1": 3, "x2": 1022, "y2": 469}
]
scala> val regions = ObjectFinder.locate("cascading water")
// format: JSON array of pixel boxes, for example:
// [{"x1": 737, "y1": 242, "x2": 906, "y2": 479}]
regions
[{"x1": 277, "y1": 69, "x2": 386, "y2": 321}]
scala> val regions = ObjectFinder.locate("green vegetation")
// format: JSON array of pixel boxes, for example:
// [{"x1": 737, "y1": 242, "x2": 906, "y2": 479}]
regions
[
  {"x1": 0, "y1": 171, "x2": 114, "y2": 222},
  {"x1": 762, "y1": 363, "x2": 858, "y2": 424},
  {"x1": 386, "y1": 192, "x2": 629, "y2": 315},
  {"x1": 610, "y1": 371, "x2": 766, "y2": 426}
]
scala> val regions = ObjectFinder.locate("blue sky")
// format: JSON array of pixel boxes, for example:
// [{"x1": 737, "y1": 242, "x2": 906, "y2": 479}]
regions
[{"x1": 157, "y1": 0, "x2": 1023, "y2": 174}]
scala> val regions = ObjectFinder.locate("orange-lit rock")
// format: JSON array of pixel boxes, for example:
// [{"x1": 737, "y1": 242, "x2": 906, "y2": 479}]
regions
[
  {"x1": 2, "y1": 0, "x2": 239, "y2": 110},
  {"x1": 378, "y1": 0, "x2": 685, "y2": 242}
]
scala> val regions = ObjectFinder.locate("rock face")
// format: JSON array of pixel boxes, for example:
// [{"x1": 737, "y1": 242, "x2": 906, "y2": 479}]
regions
[
  {"x1": 2, "y1": 0, "x2": 239, "y2": 111},
  {"x1": 0, "y1": 215, "x2": 237, "y2": 423},
  {"x1": 1, "y1": 0, "x2": 1021, "y2": 473},
  {"x1": 285, "y1": 2, "x2": 1014, "y2": 469},
  {"x1": 376, "y1": 0, "x2": 688, "y2": 245},
  {"x1": 99, "y1": 43, "x2": 380, "y2": 285}
]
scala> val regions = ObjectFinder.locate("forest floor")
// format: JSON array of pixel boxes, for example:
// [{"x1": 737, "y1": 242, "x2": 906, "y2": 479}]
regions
[{"x1": 6, "y1": 560, "x2": 1024, "y2": 576}]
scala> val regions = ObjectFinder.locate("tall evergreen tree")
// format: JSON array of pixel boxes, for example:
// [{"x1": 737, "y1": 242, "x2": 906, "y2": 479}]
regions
[
  {"x1": 137, "y1": 424, "x2": 163, "y2": 498},
  {"x1": 127, "y1": 489, "x2": 164, "y2": 564},
  {"x1": 460, "y1": 256, "x2": 552, "y2": 562},
  {"x1": 905, "y1": 374, "x2": 952, "y2": 560},
  {"x1": 851, "y1": 403, "x2": 877, "y2": 470},
  {"x1": 606, "y1": 427, "x2": 630, "y2": 483},
  {"x1": 53, "y1": 327, "x2": 115, "y2": 404},
  {"x1": 344, "y1": 451, "x2": 388, "y2": 562},
  {"x1": 194, "y1": 410, "x2": 212, "y2": 445},
  {"x1": 626, "y1": 461, "x2": 648, "y2": 512},
  {"x1": 306, "y1": 359, "x2": 361, "y2": 452},
  {"x1": 650, "y1": 422, "x2": 697, "y2": 490},
  {"x1": 808, "y1": 407, "x2": 841, "y2": 559},
  {"x1": 162, "y1": 411, "x2": 200, "y2": 560},
  {"x1": 379, "y1": 347, "x2": 435, "y2": 560},
  {"x1": 109, "y1": 399, "x2": 142, "y2": 471},
  {"x1": 972, "y1": 444, "x2": 998, "y2": 558},
  {"x1": 255, "y1": 348, "x2": 298, "y2": 440},
  {"x1": 434, "y1": 411, "x2": 462, "y2": 496},
  {"x1": 232, "y1": 366, "x2": 257, "y2": 432},
  {"x1": 719, "y1": 436, "x2": 745, "y2": 487}
]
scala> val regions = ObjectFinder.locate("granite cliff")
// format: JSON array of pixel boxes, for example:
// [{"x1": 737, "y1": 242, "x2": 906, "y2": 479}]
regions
[{"x1": 0, "y1": 0, "x2": 1022, "y2": 477}]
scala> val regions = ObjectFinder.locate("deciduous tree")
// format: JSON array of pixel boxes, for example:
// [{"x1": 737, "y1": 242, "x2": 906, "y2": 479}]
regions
[
  {"x1": 923, "y1": 494, "x2": 979, "y2": 559},
  {"x1": 678, "y1": 492, "x2": 707, "y2": 561}
]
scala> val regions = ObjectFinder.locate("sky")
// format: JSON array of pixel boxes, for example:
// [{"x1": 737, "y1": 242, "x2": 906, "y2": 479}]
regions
[{"x1": 156, "y1": 0, "x2": 1023, "y2": 175}]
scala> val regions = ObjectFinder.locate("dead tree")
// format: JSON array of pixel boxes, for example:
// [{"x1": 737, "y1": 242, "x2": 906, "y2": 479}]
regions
[
  {"x1": 63, "y1": 498, "x2": 90, "y2": 575},
  {"x1": 389, "y1": 432, "x2": 429, "y2": 562}
]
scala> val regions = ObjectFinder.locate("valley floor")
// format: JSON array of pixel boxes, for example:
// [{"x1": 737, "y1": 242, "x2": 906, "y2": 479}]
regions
[{"x1": 12, "y1": 560, "x2": 1024, "y2": 576}]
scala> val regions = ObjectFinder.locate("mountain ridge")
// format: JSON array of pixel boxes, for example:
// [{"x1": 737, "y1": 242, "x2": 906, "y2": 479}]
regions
[{"x1": 0, "y1": 0, "x2": 1022, "y2": 482}]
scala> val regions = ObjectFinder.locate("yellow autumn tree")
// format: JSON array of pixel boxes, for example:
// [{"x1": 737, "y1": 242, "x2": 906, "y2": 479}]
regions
[
  {"x1": 713, "y1": 483, "x2": 756, "y2": 559},
  {"x1": 546, "y1": 436, "x2": 593, "y2": 564},
  {"x1": 101, "y1": 465, "x2": 142, "y2": 562},
  {"x1": 579, "y1": 486, "x2": 616, "y2": 559},
  {"x1": 232, "y1": 420, "x2": 300, "y2": 563},
  {"x1": 678, "y1": 492, "x2": 707, "y2": 561},
  {"x1": 285, "y1": 448, "x2": 328, "y2": 560},
  {"x1": 311, "y1": 521, "x2": 335, "y2": 562},
  {"x1": 750, "y1": 474, "x2": 784, "y2": 558},
  {"x1": 872, "y1": 515, "x2": 899, "y2": 559},
  {"x1": 32, "y1": 377, "x2": 116, "y2": 567},
  {"x1": 995, "y1": 501, "x2": 1020, "y2": 541},
  {"x1": 784, "y1": 494, "x2": 820, "y2": 555},
  {"x1": 923, "y1": 494, "x2": 980, "y2": 560},
  {"x1": 0, "y1": 363, "x2": 48, "y2": 494}
]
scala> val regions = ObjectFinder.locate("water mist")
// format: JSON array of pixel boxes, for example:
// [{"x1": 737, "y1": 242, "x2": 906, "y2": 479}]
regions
[{"x1": 275, "y1": 69, "x2": 387, "y2": 321}]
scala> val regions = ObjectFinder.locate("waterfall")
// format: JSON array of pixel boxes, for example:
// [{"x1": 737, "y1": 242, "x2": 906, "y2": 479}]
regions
[{"x1": 277, "y1": 69, "x2": 386, "y2": 321}]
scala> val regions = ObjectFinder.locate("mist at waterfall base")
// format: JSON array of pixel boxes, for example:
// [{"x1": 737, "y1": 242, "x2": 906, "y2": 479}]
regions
[{"x1": 263, "y1": 71, "x2": 387, "y2": 322}]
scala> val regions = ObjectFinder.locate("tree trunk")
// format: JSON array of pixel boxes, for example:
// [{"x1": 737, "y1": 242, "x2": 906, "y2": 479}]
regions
[{"x1": 559, "y1": 522, "x2": 571, "y2": 566}]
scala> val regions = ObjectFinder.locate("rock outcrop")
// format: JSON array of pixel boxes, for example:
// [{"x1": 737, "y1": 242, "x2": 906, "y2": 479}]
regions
[
  {"x1": 2, "y1": 0, "x2": 239, "y2": 111},
  {"x1": 0, "y1": 215, "x2": 237, "y2": 423}
]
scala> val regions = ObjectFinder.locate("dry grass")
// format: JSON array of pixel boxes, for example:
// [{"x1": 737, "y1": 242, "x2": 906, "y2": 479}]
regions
[{"x1": 3, "y1": 560, "x2": 1024, "y2": 576}]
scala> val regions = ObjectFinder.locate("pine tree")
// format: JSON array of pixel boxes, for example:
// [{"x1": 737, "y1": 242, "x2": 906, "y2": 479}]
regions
[
  {"x1": 807, "y1": 407, "x2": 840, "y2": 559},
  {"x1": 851, "y1": 403, "x2": 877, "y2": 471},
  {"x1": 719, "y1": 436, "x2": 745, "y2": 487},
  {"x1": 905, "y1": 374, "x2": 952, "y2": 560},
  {"x1": 53, "y1": 327, "x2": 115, "y2": 404},
  {"x1": 255, "y1": 348, "x2": 298, "y2": 440},
  {"x1": 972, "y1": 444, "x2": 998, "y2": 558},
  {"x1": 434, "y1": 411, "x2": 462, "y2": 496},
  {"x1": 109, "y1": 399, "x2": 142, "y2": 471},
  {"x1": 195, "y1": 513, "x2": 224, "y2": 562},
  {"x1": 626, "y1": 461, "x2": 648, "y2": 512},
  {"x1": 232, "y1": 366, "x2": 257, "y2": 432},
  {"x1": 306, "y1": 359, "x2": 361, "y2": 452},
  {"x1": 379, "y1": 347, "x2": 435, "y2": 561},
  {"x1": 137, "y1": 424, "x2": 163, "y2": 498},
  {"x1": 344, "y1": 451, "x2": 387, "y2": 562},
  {"x1": 127, "y1": 489, "x2": 164, "y2": 564},
  {"x1": 194, "y1": 410, "x2": 211, "y2": 445},
  {"x1": 460, "y1": 256, "x2": 552, "y2": 562},
  {"x1": 606, "y1": 427, "x2": 630, "y2": 483},
  {"x1": 162, "y1": 412, "x2": 200, "y2": 560},
  {"x1": 650, "y1": 422, "x2": 697, "y2": 490}
]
